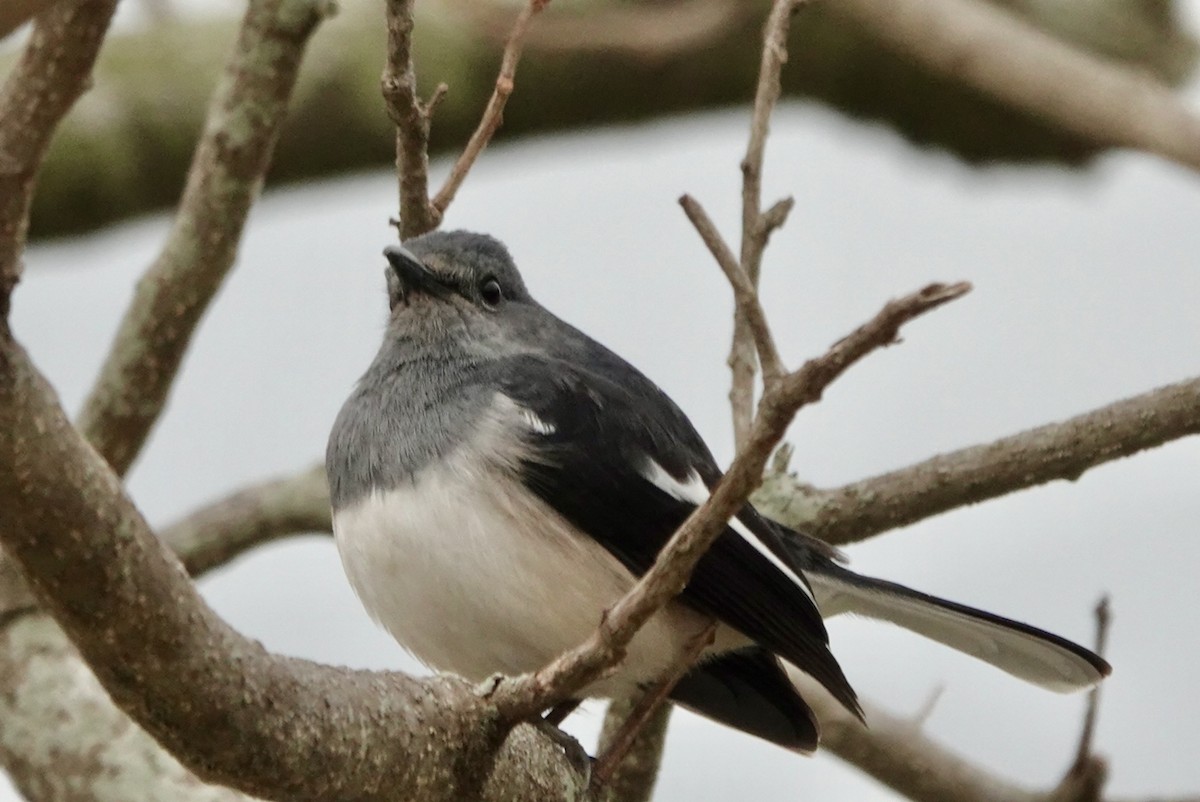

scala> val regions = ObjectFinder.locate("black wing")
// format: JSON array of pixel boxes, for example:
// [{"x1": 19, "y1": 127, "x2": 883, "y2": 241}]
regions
[{"x1": 491, "y1": 353, "x2": 860, "y2": 717}]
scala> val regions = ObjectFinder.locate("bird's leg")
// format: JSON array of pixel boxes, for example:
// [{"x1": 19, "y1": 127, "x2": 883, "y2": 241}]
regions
[
  {"x1": 544, "y1": 698, "x2": 582, "y2": 726},
  {"x1": 590, "y1": 621, "x2": 717, "y2": 788}
]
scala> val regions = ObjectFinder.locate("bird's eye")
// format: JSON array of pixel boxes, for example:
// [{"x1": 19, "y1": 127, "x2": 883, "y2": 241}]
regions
[{"x1": 480, "y1": 277, "x2": 503, "y2": 308}]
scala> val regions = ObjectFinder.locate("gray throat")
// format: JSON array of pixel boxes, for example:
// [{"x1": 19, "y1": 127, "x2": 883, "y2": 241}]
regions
[{"x1": 326, "y1": 337, "x2": 494, "y2": 511}]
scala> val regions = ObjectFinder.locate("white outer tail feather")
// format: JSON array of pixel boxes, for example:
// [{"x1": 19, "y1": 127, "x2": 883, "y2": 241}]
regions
[{"x1": 805, "y1": 570, "x2": 1106, "y2": 693}]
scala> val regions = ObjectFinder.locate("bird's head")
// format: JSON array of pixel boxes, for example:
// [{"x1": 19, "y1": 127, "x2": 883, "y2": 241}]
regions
[{"x1": 384, "y1": 230, "x2": 530, "y2": 316}]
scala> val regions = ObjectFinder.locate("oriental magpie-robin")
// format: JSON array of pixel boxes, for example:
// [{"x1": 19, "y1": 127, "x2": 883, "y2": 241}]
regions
[{"x1": 326, "y1": 230, "x2": 1110, "y2": 751}]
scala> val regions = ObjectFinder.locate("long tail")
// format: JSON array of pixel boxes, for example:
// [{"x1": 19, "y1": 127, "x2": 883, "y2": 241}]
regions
[{"x1": 804, "y1": 562, "x2": 1111, "y2": 692}]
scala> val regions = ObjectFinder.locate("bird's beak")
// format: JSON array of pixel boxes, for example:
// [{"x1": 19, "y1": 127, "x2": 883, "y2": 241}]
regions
[{"x1": 384, "y1": 245, "x2": 451, "y2": 306}]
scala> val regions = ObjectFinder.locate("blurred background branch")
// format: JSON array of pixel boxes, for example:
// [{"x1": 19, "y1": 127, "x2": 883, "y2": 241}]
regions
[{"x1": 13, "y1": 0, "x2": 1197, "y2": 240}]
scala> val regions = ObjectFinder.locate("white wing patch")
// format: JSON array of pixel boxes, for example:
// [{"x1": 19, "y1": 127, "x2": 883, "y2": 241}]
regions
[
  {"x1": 640, "y1": 458, "x2": 816, "y2": 605},
  {"x1": 517, "y1": 407, "x2": 556, "y2": 435}
]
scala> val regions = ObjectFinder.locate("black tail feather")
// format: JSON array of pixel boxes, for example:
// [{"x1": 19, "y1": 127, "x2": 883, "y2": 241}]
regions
[{"x1": 670, "y1": 647, "x2": 819, "y2": 752}]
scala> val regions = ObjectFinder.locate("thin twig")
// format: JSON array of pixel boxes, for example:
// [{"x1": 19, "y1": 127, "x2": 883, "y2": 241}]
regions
[
  {"x1": 489, "y1": 280, "x2": 969, "y2": 721},
  {"x1": 727, "y1": 0, "x2": 810, "y2": 447},
  {"x1": 591, "y1": 621, "x2": 716, "y2": 788},
  {"x1": 594, "y1": 701, "x2": 673, "y2": 802},
  {"x1": 431, "y1": 0, "x2": 550, "y2": 214},
  {"x1": 679, "y1": 194, "x2": 784, "y2": 382},
  {"x1": 382, "y1": 0, "x2": 440, "y2": 238},
  {"x1": 1073, "y1": 596, "x2": 1111, "y2": 769},
  {"x1": 907, "y1": 684, "x2": 945, "y2": 730}
]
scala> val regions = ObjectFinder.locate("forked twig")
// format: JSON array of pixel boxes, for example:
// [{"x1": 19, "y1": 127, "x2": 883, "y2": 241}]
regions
[
  {"x1": 680, "y1": 193, "x2": 784, "y2": 385},
  {"x1": 727, "y1": 0, "x2": 811, "y2": 447},
  {"x1": 590, "y1": 621, "x2": 717, "y2": 788},
  {"x1": 383, "y1": 0, "x2": 549, "y2": 237}
]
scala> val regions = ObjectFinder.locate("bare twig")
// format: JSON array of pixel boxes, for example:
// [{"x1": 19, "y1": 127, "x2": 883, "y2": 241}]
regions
[
  {"x1": 591, "y1": 622, "x2": 716, "y2": 788},
  {"x1": 1073, "y1": 597, "x2": 1112, "y2": 770},
  {"x1": 1052, "y1": 596, "x2": 1114, "y2": 802},
  {"x1": 907, "y1": 684, "x2": 945, "y2": 730},
  {"x1": 382, "y1": 0, "x2": 441, "y2": 238},
  {"x1": 430, "y1": 0, "x2": 550, "y2": 216},
  {"x1": 755, "y1": 376, "x2": 1200, "y2": 546},
  {"x1": 595, "y1": 701, "x2": 673, "y2": 802},
  {"x1": 741, "y1": 0, "x2": 803, "y2": 268},
  {"x1": 679, "y1": 194, "x2": 783, "y2": 382},
  {"x1": 75, "y1": 0, "x2": 331, "y2": 477},
  {"x1": 726, "y1": 0, "x2": 809, "y2": 447},
  {"x1": 836, "y1": 0, "x2": 1200, "y2": 172},
  {"x1": 490, "y1": 280, "x2": 968, "y2": 721},
  {"x1": 0, "y1": 0, "x2": 118, "y2": 316}
]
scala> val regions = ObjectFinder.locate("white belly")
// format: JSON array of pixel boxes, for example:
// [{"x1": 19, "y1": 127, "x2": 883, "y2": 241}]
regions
[{"x1": 332, "y1": 450, "x2": 733, "y2": 697}]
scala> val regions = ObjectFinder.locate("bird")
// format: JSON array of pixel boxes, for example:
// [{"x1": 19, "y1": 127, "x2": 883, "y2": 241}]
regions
[{"x1": 326, "y1": 229, "x2": 1111, "y2": 752}]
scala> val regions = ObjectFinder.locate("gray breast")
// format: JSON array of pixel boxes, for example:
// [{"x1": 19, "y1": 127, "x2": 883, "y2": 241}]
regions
[{"x1": 326, "y1": 352, "x2": 494, "y2": 511}]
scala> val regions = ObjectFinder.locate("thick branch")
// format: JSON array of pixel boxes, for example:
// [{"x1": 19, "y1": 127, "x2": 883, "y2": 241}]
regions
[
  {"x1": 756, "y1": 376, "x2": 1200, "y2": 545},
  {"x1": 0, "y1": 325, "x2": 586, "y2": 801},
  {"x1": 836, "y1": 0, "x2": 1200, "y2": 171},
  {"x1": 0, "y1": 617, "x2": 260, "y2": 802},
  {"x1": 2, "y1": 466, "x2": 328, "y2": 626},
  {"x1": 75, "y1": 0, "x2": 330, "y2": 477},
  {"x1": 0, "y1": 0, "x2": 118, "y2": 315},
  {"x1": 13, "y1": 2, "x2": 1197, "y2": 240},
  {"x1": 490, "y1": 280, "x2": 968, "y2": 719},
  {"x1": 818, "y1": 693, "x2": 1048, "y2": 802}
]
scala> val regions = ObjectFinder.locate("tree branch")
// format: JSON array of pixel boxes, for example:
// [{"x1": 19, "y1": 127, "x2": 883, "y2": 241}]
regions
[
  {"x1": 591, "y1": 622, "x2": 715, "y2": 787},
  {"x1": 754, "y1": 376, "x2": 1200, "y2": 546},
  {"x1": 160, "y1": 464, "x2": 329, "y2": 577},
  {"x1": 0, "y1": 325, "x2": 587, "y2": 801},
  {"x1": 12, "y1": 2, "x2": 1197, "y2": 240},
  {"x1": 0, "y1": 0, "x2": 118, "y2": 317},
  {"x1": 595, "y1": 701, "x2": 672, "y2": 802},
  {"x1": 0, "y1": 617, "x2": 261, "y2": 802},
  {"x1": 1053, "y1": 596, "x2": 1113, "y2": 802},
  {"x1": 679, "y1": 194, "x2": 783, "y2": 383},
  {"x1": 382, "y1": 0, "x2": 442, "y2": 238},
  {"x1": 836, "y1": 0, "x2": 1200, "y2": 172},
  {"x1": 489, "y1": 279, "x2": 968, "y2": 721},
  {"x1": 725, "y1": 0, "x2": 807, "y2": 448},
  {"x1": 74, "y1": 0, "x2": 331, "y2": 477},
  {"x1": 430, "y1": 0, "x2": 550, "y2": 216}
]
